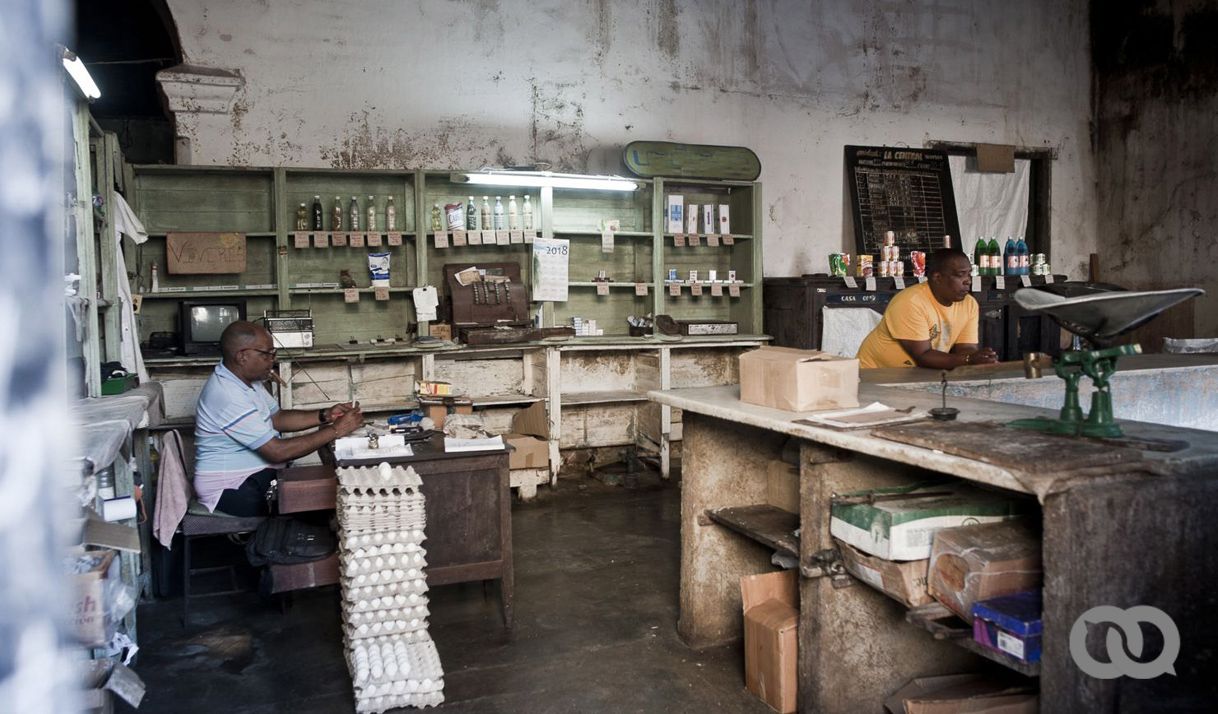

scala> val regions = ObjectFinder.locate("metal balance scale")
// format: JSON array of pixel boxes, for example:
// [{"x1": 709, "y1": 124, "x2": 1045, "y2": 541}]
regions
[{"x1": 1007, "y1": 285, "x2": 1203, "y2": 439}]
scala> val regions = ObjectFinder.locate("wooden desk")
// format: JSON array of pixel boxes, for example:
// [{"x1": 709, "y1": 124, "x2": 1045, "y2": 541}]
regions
[{"x1": 313, "y1": 436, "x2": 514, "y2": 627}]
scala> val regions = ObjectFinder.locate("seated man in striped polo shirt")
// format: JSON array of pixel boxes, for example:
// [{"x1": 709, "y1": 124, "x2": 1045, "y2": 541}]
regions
[{"x1": 193, "y1": 321, "x2": 364, "y2": 516}]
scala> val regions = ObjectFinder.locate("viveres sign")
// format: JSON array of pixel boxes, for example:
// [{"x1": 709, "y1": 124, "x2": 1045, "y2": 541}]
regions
[{"x1": 166, "y1": 232, "x2": 247, "y2": 274}]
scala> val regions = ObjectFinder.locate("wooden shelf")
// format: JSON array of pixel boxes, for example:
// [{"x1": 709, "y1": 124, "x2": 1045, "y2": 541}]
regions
[
  {"x1": 553, "y1": 229, "x2": 653, "y2": 237},
  {"x1": 140, "y1": 288, "x2": 279, "y2": 299},
  {"x1": 663, "y1": 233, "x2": 754, "y2": 241},
  {"x1": 706, "y1": 505, "x2": 799, "y2": 559},
  {"x1": 288, "y1": 286, "x2": 416, "y2": 294},
  {"x1": 905, "y1": 602, "x2": 1041, "y2": 678},
  {"x1": 568, "y1": 281, "x2": 652, "y2": 288},
  {"x1": 561, "y1": 390, "x2": 649, "y2": 406},
  {"x1": 470, "y1": 393, "x2": 544, "y2": 407},
  {"x1": 146, "y1": 231, "x2": 278, "y2": 238}
]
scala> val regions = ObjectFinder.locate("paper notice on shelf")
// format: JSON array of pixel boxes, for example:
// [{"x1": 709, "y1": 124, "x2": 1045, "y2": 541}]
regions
[
  {"x1": 894, "y1": 276, "x2": 906, "y2": 290},
  {"x1": 844, "y1": 277, "x2": 858, "y2": 289},
  {"x1": 602, "y1": 230, "x2": 614, "y2": 253},
  {"x1": 510, "y1": 230, "x2": 524, "y2": 244},
  {"x1": 707, "y1": 234, "x2": 720, "y2": 247},
  {"x1": 995, "y1": 276, "x2": 1006, "y2": 290},
  {"x1": 387, "y1": 232, "x2": 402, "y2": 246},
  {"x1": 669, "y1": 284, "x2": 681, "y2": 297},
  {"x1": 711, "y1": 283, "x2": 723, "y2": 296},
  {"x1": 350, "y1": 233, "x2": 366, "y2": 248},
  {"x1": 596, "y1": 282, "x2": 610, "y2": 296},
  {"x1": 451, "y1": 230, "x2": 466, "y2": 246},
  {"x1": 971, "y1": 276, "x2": 981, "y2": 292},
  {"x1": 917, "y1": 275, "x2": 928, "y2": 283},
  {"x1": 1020, "y1": 275, "x2": 1032, "y2": 287},
  {"x1": 526, "y1": 231, "x2": 538, "y2": 243},
  {"x1": 293, "y1": 232, "x2": 309, "y2": 248},
  {"x1": 332, "y1": 232, "x2": 348, "y2": 247},
  {"x1": 343, "y1": 288, "x2": 359, "y2": 303},
  {"x1": 413, "y1": 286, "x2": 438, "y2": 321},
  {"x1": 691, "y1": 283, "x2": 703, "y2": 296},
  {"x1": 496, "y1": 230, "x2": 510, "y2": 245},
  {"x1": 531, "y1": 237, "x2": 569, "y2": 302},
  {"x1": 723, "y1": 234, "x2": 735, "y2": 245},
  {"x1": 434, "y1": 232, "x2": 449, "y2": 249},
  {"x1": 690, "y1": 234, "x2": 702, "y2": 247},
  {"x1": 729, "y1": 284, "x2": 741, "y2": 297},
  {"x1": 674, "y1": 233, "x2": 686, "y2": 247},
  {"x1": 1045, "y1": 274, "x2": 1055, "y2": 284},
  {"x1": 635, "y1": 283, "x2": 648, "y2": 296},
  {"x1": 313, "y1": 233, "x2": 330, "y2": 248},
  {"x1": 367, "y1": 233, "x2": 382, "y2": 247},
  {"x1": 865, "y1": 277, "x2": 877, "y2": 292}
]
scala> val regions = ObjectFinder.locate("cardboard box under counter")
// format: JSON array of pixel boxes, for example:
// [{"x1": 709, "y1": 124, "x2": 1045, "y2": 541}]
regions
[
  {"x1": 739, "y1": 346, "x2": 859, "y2": 412},
  {"x1": 928, "y1": 521, "x2": 1042, "y2": 621},
  {"x1": 741, "y1": 571, "x2": 798, "y2": 713}
]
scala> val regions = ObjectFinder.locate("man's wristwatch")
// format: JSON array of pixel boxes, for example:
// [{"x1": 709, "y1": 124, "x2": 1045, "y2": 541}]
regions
[{"x1": 318, "y1": 408, "x2": 329, "y2": 425}]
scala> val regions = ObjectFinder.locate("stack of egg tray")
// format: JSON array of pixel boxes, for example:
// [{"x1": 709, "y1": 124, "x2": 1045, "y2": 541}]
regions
[{"x1": 337, "y1": 462, "x2": 444, "y2": 711}]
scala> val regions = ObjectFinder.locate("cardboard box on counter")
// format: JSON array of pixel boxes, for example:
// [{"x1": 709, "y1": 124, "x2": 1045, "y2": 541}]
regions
[
  {"x1": 884, "y1": 673, "x2": 1037, "y2": 714},
  {"x1": 928, "y1": 521, "x2": 1042, "y2": 621},
  {"x1": 739, "y1": 346, "x2": 859, "y2": 412},
  {"x1": 741, "y1": 571, "x2": 798, "y2": 713},
  {"x1": 429, "y1": 323, "x2": 452, "y2": 341},
  {"x1": 829, "y1": 482, "x2": 1027, "y2": 561},
  {"x1": 837, "y1": 540, "x2": 932, "y2": 608}
]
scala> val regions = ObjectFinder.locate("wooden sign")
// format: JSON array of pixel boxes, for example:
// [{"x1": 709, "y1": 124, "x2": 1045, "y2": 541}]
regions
[{"x1": 167, "y1": 232, "x2": 247, "y2": 274}]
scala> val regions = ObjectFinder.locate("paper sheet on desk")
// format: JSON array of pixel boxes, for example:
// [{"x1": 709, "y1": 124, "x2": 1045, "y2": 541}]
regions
[
  {"x1": 334, "y1": 434, "x2": 413, "y2": 460},
  {"x1": 795, "y1": 402, "x2": 929, "y2": 429}
]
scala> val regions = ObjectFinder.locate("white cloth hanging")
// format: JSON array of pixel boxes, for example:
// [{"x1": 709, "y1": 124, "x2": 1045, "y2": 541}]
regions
[{"x1": 112, "y1": 194, "x2": 149, "y2": 382}]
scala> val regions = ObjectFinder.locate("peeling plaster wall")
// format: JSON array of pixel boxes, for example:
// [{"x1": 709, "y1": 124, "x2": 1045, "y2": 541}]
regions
[
  {"x1": 1094, "y1": 0, "x2": 1218, "y2": 337},
  {"x1": 164, "y1": 0, "x2": 1097, "y2": 279}
]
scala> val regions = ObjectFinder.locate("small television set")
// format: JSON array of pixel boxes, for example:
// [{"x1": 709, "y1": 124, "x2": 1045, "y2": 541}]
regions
[{"x1": 179, "y1": 299, "x2": 247, "y2": 355}]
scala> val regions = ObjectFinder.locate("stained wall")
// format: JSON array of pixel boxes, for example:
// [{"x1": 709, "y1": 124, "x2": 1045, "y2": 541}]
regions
[{"x1": 163, "y1": 0, "x2": 1098, "y2": 279}]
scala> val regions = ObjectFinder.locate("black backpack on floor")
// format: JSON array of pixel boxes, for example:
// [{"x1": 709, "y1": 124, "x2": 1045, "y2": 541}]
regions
[{"x1": 245, "y1": 517, "x2": 336, "y2": 566}]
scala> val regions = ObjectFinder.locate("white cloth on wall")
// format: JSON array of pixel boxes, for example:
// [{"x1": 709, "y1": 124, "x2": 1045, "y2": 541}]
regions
[
  {"x1": 821, "y1": 307, "x2": 883, "y2": 358},
  {"x1": 412, "y1": 286, "x2": 438, "y2": 321},
  {"x1": 112, "y1": 194, "x2": 149, "y2": 382},
  {"x1": 949, "y1": 155, "x2": 1030, "y2": 253}
]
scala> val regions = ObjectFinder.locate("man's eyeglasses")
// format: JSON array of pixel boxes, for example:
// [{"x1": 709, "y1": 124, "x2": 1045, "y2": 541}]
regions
[{"x1": 243, "y1": 347, "x2": 277, "y2": 358}]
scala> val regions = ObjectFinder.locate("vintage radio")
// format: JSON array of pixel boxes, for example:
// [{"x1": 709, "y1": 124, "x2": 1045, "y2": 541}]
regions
[{"x1": 264, "y1": 309, "x2": 314, "y2": 349}]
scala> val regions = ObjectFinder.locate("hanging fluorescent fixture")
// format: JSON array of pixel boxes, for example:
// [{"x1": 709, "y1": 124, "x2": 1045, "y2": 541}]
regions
[
  {"x1": 452, "y1": 170, "x2": 637, "y2": 192},
  {"x1": 60, "y1": 47, "x2": 101, "y2": 100}
]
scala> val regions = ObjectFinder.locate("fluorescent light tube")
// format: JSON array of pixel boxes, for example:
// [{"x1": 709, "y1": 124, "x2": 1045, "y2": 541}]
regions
[
  {"x1": 61, "y1": 49, "x2": 101, "y2": 100},
  {"x1": 454, "y1": 172, "x2": 637, "y2": 192}
]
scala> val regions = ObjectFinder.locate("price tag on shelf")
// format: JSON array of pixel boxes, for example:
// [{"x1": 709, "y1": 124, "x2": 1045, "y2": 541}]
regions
[
  {"x1": 865, "y1": 277, "x2": 877, "y2": 292},
  {"x1": 673, "y1": 233, "x2": 686, "y2": 247},
  {"x1": 971, "y1": 276, "x2": 982, "y2": 292},
  {"x1": 451, "y1": 230, "x2": 466, "y2": 246},
  {"x1": 387, "y1": 232, "x2": 402, "y2": 246},
  {"x1": 331, "y1": 232, "x2": 348, "y2": 247},
  {"x1": 602, "y1": 230, "x2": 615, "y2": 253},
  {"x1": 691, "y1": 283, "x2": 703, "y2": 296},
  {"x1": 707, "y1": 233, "x2": 720, "y2": 247},
  {"x1": 343, "y1": 288, "x2": 360, "y2": 303},
  {"x1": 728, "y1": 284, "x2": 741, "y2": 297},
  {"x1": 313, "y1": 233, "x2": 330, "y2": 249},
  {"x1": 669, "y1": 284, "x2": 681, "y2": 297},
  {"x1": 723, "y1": 234, "x2": 735, "y2": 245},
  {"x1": 434, "y1": 231, "x2": 449, "y2": 249},
  {"x1": 350, "y1": 233, "x2": 366, "y2": 248},
  {"x1": 711, "y1": 283, "x2": 723, "y2": 297},
  {"x1": 293, "y1": 232, "x2": 309, "y2": 249},
  {"x1": 690, "y1": 234, "x2": 702, "y2": 247},
  {"x1": 1045, "y1": 274, "x2": 1055, "y2": 284},
  {"x1": 373, "y1": 286, "x2": 390, "y2": 301},
  {"x1": 634, "y1": 282, "x2": 649, "y2": 296},
  {"x1": 510, "y1": 230, "x2": 524, "y2": 244},
  {"x1": 367, "y1": 233, "x2": 382, "y2": 247},
  {"x1": 469, "y1": 230, "x2": 484, "y2": 246},
  {"x1": 917, "y1": 275, "x2": 928, "y2": 284},
  {"x1": 496, "y1": 230, "x2": 510, "y2": 246},
  {"x1": 843, "y1": 276, "x2": 858, "y2": 289},
  {"x1": 893, "y1": 276, "x2": 905, "y2": 290},
  {"x1": 525, "y1": 231, "x2": 538, "y2": 243},
  {"x1": 1020, "y1": 275, "x2": 1032, "y2": 288},
  {"x1": 596, "y1": 282, "x2": 610, "y2": 296},
  {"x1": 995, "y1": 276, "x2": 1006, "y2": 290}
]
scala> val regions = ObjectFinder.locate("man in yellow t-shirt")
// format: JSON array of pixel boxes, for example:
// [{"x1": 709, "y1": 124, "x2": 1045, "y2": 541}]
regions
[{"x1": 856, "y1": 249, "x2": 999, "y2": 369}]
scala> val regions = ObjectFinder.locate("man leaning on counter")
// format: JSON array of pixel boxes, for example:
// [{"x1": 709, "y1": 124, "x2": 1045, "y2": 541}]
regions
[{"x1": 856, "y1": 249, "x2": 1000, "y2": 369}]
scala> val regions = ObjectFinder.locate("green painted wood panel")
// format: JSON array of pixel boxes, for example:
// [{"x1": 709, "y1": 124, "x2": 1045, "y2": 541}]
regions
[
  {"x1": 552, "y1": 185, "x2": 652, "y2": 233},
  {"x1": 135, "y1": 170, "x2": 275, "y2": 233},
  {"x1": 288, "y1": 242, "x2": 414, "y2": 288},
  {"x1": 297, "y1": 294, "x2": 416, "y2": 346},
  {"x1": 284, "y1": 171, "x2": 415, "y2": 232}
]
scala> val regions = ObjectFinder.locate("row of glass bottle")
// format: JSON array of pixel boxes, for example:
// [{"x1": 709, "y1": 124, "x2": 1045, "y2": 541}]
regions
[
  {"x1": 431, "y1": 196, "x2": 534, "y2": 232},
  {"x1": 296, "y1": 195, "x2": 398, "y2": 233}
]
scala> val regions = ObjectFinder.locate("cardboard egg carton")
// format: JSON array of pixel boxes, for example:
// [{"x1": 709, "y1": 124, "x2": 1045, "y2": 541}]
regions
[
  {"x1": 354, "y1": 690, "x2": 444, "y2": 713},
  {"x1": 344, "y1": 616, "x2": 430, "y2": 640},
  {"x1": 341, "y1": 572, "x2": 429, "y2": 593},
  {"x1": 339, "y1": 529, "x2": 427, "y2": 550},
  {"x1": 336, "y1": 463, "x2": 424, "y2": 489}
]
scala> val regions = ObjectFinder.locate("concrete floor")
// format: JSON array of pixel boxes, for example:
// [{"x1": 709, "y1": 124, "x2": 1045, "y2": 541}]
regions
[{"x1": 131, "y1": 477, "x2": 772, "y2": 713}]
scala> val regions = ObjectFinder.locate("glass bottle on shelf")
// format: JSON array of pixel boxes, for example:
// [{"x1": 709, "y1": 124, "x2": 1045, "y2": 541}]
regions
[
  {"x1": 431, "y1": 203, "x2": 443, "y2": 231},
  {"x1": 386, "y1": 196, "x2": 397, "y2": 231},
  {"x1": 311, "y1": 195, "x2": 323, "y2": 230},
  {"x1": 366, "y1": 195, "x2": 377, "y2": 232},
  {"x1": 466, "y1": 196, "x2": 478, "y2": 230},
  {"x1": 493, "y1": 196, "x2": 505, "y2": 230},
  {"x1": 295, "y1": 202, "x2": 308, "y2": 230},
  {"x1": 349, "y1": 196, "x2": 360, "y2": 231},
  {"x1": 507, "y1": 195, "x2": 518, "y2": 230},
  {"x1": 332, "y1": 195, "x2": 344, "y2": 231},
  {"x1": 480, "y1": 196, "x2": 491, "y2": 230},
  {"x1": 522, "y1": 195, "x2": 533, "y2": 230}
]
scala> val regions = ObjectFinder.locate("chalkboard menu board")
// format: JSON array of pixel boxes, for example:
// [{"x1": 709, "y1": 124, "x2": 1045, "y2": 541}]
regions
[{"x1": 845, "y1": 145, "x2": 961, "y2": 259}]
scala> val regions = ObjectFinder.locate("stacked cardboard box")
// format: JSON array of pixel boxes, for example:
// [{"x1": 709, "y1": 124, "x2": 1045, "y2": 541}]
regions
[{"x1": 336, "y1": 462, "x2": 444, "y2": 712}]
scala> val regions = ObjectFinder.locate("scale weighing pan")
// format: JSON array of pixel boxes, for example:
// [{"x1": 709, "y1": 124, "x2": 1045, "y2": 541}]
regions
[{"x1": 1013, "y1": 287, "x2": 1204, "y2": 346}]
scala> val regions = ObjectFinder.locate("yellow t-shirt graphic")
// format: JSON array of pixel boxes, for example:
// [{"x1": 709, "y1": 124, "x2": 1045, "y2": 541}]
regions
[{"x1": 856, "y1": 282, "x2": 979, "y2": 368}]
